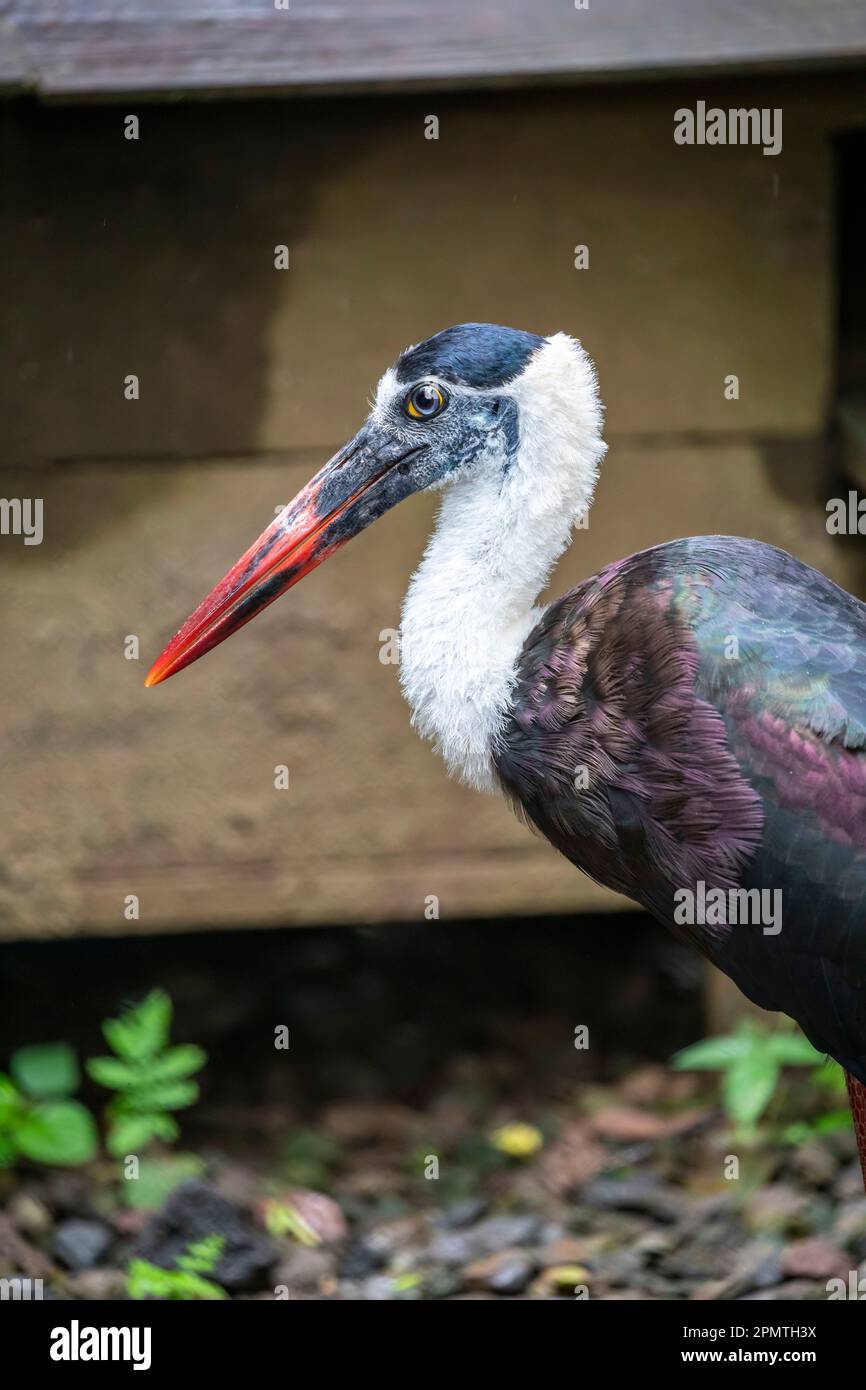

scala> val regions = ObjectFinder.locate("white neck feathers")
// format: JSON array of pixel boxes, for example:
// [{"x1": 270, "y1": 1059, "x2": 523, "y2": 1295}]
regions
[{"x1": 399, "y1": 333, "x2": 606, "y2": 791}]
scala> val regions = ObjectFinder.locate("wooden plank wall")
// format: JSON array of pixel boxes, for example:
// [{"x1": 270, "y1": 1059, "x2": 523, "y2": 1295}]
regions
[{"x1": 1, "y1": 74, "x2": 865, "y2": 939}]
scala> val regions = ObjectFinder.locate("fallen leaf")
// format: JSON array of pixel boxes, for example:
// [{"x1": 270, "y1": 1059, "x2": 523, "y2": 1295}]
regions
[{"x1": 590, "y1": 1106, "x2": 707, "y2": 1142}]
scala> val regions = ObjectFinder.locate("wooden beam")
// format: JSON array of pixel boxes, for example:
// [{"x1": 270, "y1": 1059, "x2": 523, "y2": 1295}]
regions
[{"x1": 4, "y1": 0, "x2": 866, "y2": 101}]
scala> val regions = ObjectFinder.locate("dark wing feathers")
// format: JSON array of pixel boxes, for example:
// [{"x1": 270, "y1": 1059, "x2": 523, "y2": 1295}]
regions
[{"x1": 495, "y1": 537, "x2": 866, "y2": 1079}]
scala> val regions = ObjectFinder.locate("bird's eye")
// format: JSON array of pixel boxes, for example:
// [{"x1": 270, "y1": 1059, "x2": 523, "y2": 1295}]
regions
[{"x1": 405, "y1": 382, "x2": 446, "y2": 420}]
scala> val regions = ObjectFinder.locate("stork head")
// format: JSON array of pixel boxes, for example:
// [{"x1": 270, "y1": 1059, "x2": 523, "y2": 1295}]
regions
[{"x1": 145, "y1": 323, "x2": 604, "y2": 687}]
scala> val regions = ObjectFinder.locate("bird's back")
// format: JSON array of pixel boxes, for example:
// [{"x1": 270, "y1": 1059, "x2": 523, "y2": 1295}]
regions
[{"x1": 495, "y1": 536, "x2": 866, "y2": 1080}]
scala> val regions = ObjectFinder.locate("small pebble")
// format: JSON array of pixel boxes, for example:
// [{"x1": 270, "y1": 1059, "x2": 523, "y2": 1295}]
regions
[
  {"x1": 833, "y1": 1198, "x2": 866, "y2": 1250},
  {"x1": 52, "y1": 1219, "x2": 113, "y2": 1272},
  {"x1": 780, "y1": 1237, "x2": 848, "y2": 1281},
  {"x1": 338, "y1": 1241, "x2": 386, "y2": 1279},
  {"x1": 465, "y1": 1248, "x2": 535, "y2": 1295},
  {"x1": 427, "y1": 1230, "x2": 477, "y2": 1265},
  {"x1": 274, "y1": 1247, "x2": 334, "y2": 1295},
  {"x1": 469, "y1": 1214, "x2": 541, "y2": 1254},
  {"x1": 67, "y1": 1269, "x2": 127, "y2": 1300},
  {"x1": 8, "y1": 1193, "x2": 52, "y2": 1237},
  {"x1": 581, "y1": 1177, "x2": 681, "y2": 1223},
  {"x1": 441, "y1": 1197, "x2": 489, "y2": 1229}
]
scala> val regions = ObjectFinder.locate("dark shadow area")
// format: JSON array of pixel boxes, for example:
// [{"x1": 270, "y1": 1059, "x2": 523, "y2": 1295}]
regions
[
  {"x1": 828, "y1": 126, "x2": 866, "y2": 562},
  {"x1": 0, "y1": 93, "x2": 384, "y2": 475},
  {"x1": 836, "y1": 130, "x2": 866, "y2": 403},
  {"x1": 0, "y1": 911, "x2": 701, "y2": 1124}
]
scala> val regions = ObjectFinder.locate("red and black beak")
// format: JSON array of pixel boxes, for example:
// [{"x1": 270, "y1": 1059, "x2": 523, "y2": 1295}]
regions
[{"x1": 145, "y1": 424, "x2": 427, "y2": 688}]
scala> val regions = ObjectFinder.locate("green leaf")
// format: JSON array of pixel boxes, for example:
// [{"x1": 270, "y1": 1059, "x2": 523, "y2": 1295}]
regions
[
  {"x1": 128, "y1": 991, "x2": 172, "y2": 1058},
  {"x1": 814, "y1": 1059, "x2": 848, "y2": 1093},
  {"x1": 149, "y1": 1113, "x2": 180, "y2": 1141},
  {"x1": 0, "y1": 1132, "x2": 18, "y2": 1167},
  {"x1": 126, "y1": 1258, "x2": 226, "y2": 1301},
  {"x1": 781, "y1": 1120, "x2": 812, "y2": 1145},
  {"x1": 177, "y1": 1233, "x2": 225, "y2": 1275},
  {"x1": 107, "y1": 1111, "x2": 178, "y2": 1158},
  {"x1": 0, "y1": 1073, "x2": 23, "y2": 1124},
  {"x1": 11, "y1": 1043, "x2": 80, "y2": 1099},
  {"x1": 103, "y1": 991, "x2": 172, "y2": 1063},
  {"x1": 723, "y1": 1050, "x2": 778, "y2": 1131},
  {"x1": 392, "y1": 1272, "x2": 423, "y2": 1292},
  {"x1": 812, "y1": 1109, "x2": 854, "y2": 1136},
  {"x1": 781, "y1": 1110, "x2": 853, "y2": 1144},
  {"x1": 264, "y1": 1201, "x2": 320, "y2": 1246},
  {"x1": 102, "y1": 1017, "x2": 145, "y2": 1064},
  {"x1": 122, "y1": 1080, "x2": 199, "y2": 1113},
  {"x1": 672, "y1": 1035, "x2": 752, "y2": 1070},
  {"x1": 767, "y1": 1033, "x2": 825, "y2": 1066},
  {"x1": 16, "y1": 1101, "x2": 98, "y2": 1166},
  {"x1": 122, "y1": 1153, "x2": 205, "y2": 1209},
  {"x1": 144, "y1": 1045, "x2": 207, "y2": 1084},
  {"x1": 86, "y1": 1056, "x2": 141, "y2": 1090}
]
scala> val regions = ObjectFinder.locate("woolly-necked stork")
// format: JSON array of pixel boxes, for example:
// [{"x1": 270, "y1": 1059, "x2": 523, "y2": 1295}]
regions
[{"x1": 147, "y1": 323, "x2": 866, "y2": 1178}]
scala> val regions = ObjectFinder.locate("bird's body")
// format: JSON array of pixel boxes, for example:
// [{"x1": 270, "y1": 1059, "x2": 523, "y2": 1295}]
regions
[
  {"x1": 495, "y1": 536, "x2": 866, "y2": 1083},
  {"x1": 146, "y1": 320, "x2": 866, "y2": 1168}
]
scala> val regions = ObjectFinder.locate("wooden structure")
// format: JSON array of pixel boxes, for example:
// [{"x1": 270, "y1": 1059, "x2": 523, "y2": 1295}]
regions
[
  {"x1": 3, "y1": 2, "x2": 866, "y2": 99},
  {"x1": 1, "y1": 8, "x2": 866, "y2": 940}
]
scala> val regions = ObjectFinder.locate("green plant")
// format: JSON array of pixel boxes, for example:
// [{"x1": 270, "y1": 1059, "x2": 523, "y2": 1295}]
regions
[
  {"x1": 391, "y1": 1272, "x2": 423, "y2": 1293},
  {"x1": 86, "y1": 991, "x2": 206, "y2": 1158},
  {"x1": 781, "y1": 1109, "x2": 853, "y2": 1145},
  {"x1": 672, "y1": 1019, "x2": 838, "y2": 1138},
  {"x1": 263, "y1": 1199, "x2": 320, "y2": 1246},
  {"x1": 0, "y1": 1043, "x2": 98, "y2": 1168},
  {"x1": 122, "y1": 1153, "x2": 207, "y2": 1209},
  {"x1": 127, "y1": 1234, "x2": 227, "y2": 1301},
  {"x1": 176, "y1": 1233, "x2": 226, "y2": 1274}
]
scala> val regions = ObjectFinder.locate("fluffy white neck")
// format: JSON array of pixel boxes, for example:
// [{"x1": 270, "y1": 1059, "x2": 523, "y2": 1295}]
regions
[{"x1": 399, "y1": 334, "x2": 606, "y2": 791}]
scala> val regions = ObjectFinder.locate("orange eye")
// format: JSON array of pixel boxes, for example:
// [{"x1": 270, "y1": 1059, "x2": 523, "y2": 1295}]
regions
[{"x1": 406, "y1": 383, "x2": 446, "y2": 420}]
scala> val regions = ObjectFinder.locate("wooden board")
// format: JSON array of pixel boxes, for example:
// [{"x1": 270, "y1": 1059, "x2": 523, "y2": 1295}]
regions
[{"x1": 4, "y1": 0, "x2": 866, "y2": 100}]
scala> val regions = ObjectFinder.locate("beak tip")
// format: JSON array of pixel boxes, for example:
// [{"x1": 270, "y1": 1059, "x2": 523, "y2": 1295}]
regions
[{"x1": 144, "y1": 662, "x2": 166, "y2": 688}]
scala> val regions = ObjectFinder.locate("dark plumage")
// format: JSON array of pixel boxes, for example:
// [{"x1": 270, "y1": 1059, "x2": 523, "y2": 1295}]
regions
[{"x1": 496, "y1": 536, "x2": 866, "y2": 1081}]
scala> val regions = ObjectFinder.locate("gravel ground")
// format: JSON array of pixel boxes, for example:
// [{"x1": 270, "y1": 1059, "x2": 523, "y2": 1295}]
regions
[{"x1": 2, "y1": 1060, "x2": 863, "y2": 1301}]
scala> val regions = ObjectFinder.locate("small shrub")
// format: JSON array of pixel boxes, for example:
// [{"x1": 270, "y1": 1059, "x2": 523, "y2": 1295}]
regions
[
  {"x1": 127, "y1": 1234, "x2": 227, "y2": 1301},
  {"x1": 672, "y1": 1020, "x2": 839, "y2": 1139},
  {"x1": 86, "y1": 990, "x2": 206, "y2": 1157}
]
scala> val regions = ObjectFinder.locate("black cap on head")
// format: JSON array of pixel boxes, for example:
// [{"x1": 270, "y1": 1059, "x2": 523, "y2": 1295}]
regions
[{"x1": 395, "y1": 323, "x2": 544, "y2": 389}]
